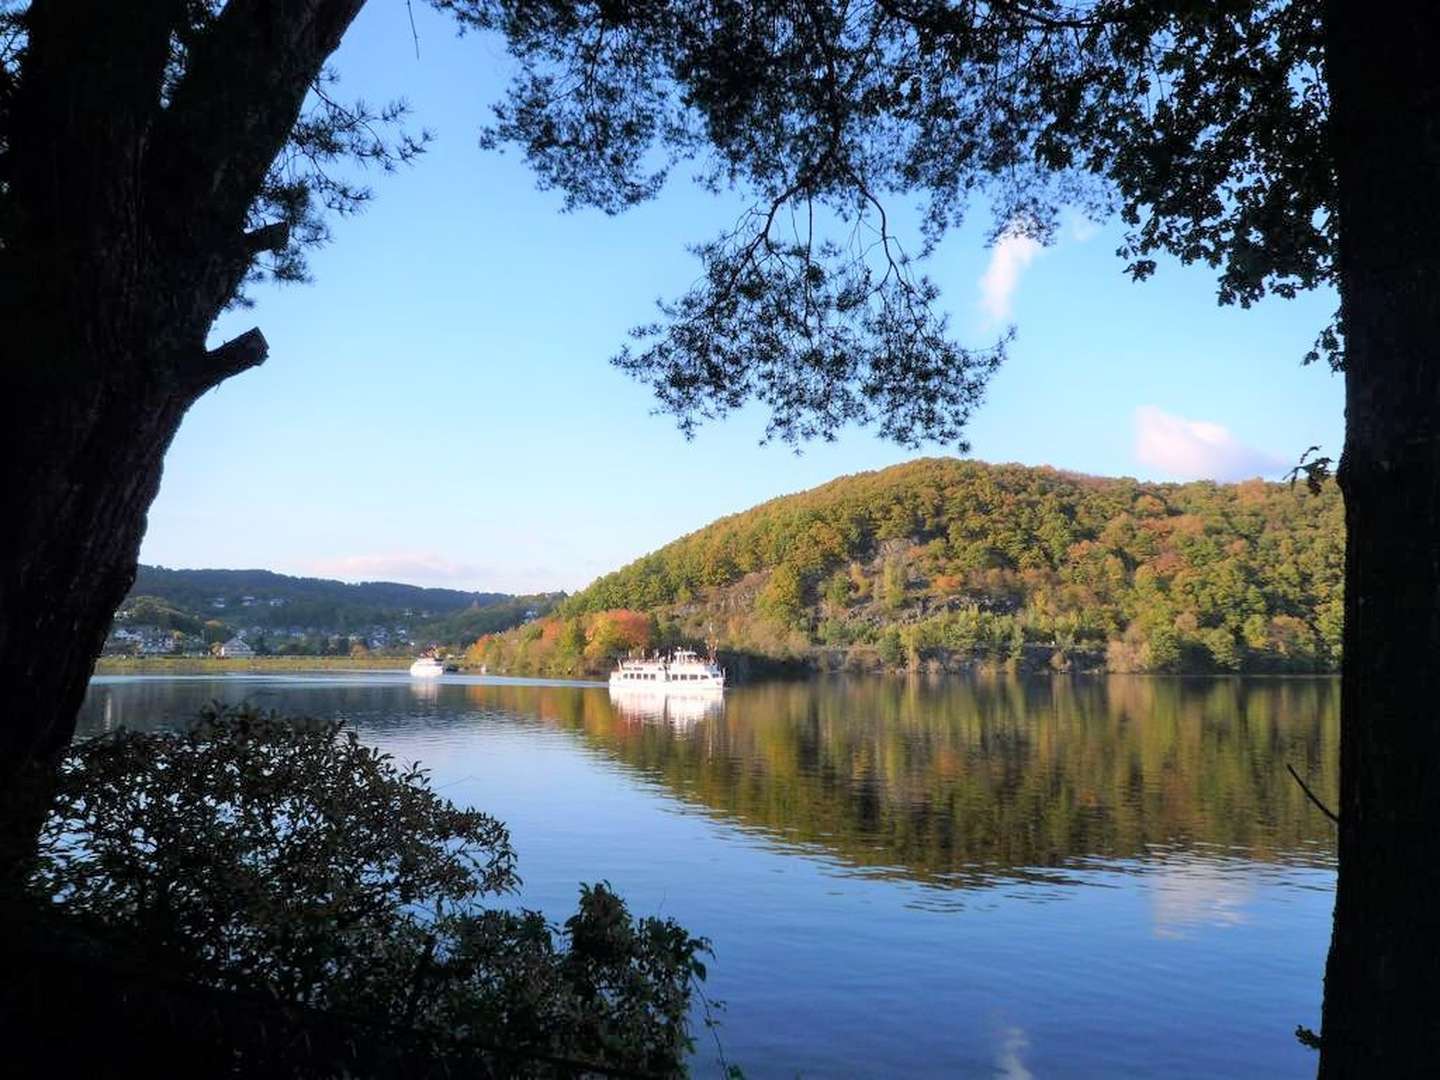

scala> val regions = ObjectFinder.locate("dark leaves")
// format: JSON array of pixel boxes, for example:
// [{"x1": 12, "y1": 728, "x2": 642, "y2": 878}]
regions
[
  {"x1": 1287, "y1": 445, "x2": 1334, "y2": 495},
  {"x1": 31, "y1": 705, "x2": 714, "y2": 1073},
  {"x1": 460, "y1": 0, "x2": 1339, "y2": 443},
  {"x1": 616, "y1": 210, "x2": 1004, "y2": 447},
  {"x1": 4, "y1": 0, "x2": 1341, "y2": 436}
]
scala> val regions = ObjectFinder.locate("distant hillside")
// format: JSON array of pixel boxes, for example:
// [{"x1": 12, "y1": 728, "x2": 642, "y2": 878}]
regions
[
  {"x1": 469, "y1": 458, "x2": 1344, "y2": 676},
  {"x1": 112, "y1": 566, "x2": 562, "y2": 655},
  {"x1": 132, "y1": 565, "x2": 506, "y2": 616}
]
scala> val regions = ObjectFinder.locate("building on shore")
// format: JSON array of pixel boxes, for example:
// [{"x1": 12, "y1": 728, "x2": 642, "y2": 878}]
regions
[{"x1": 219, "y1": 637, "x2": 255, "y2": 659}]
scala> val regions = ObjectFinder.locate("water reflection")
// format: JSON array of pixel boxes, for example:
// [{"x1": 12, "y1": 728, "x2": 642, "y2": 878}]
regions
[
  {"x1": 607, "y1": 685, "x2": 725, "y2": 727},
  {"x1": 993, "y1": 1024, "x2": 1033, "y2": 1080},
  {"x1": 1149, "y1": 853, "x2": 1254, "y2": 938},
  {"x1": 79, "y1": 673, "x2": 1335, "y2": 1075},
  {"x1": 81, "y1": 674, "x2": 1337, "y2": 892},
  {"x1": 408, "y1": 677, "x2": 440, "y2": 703}
]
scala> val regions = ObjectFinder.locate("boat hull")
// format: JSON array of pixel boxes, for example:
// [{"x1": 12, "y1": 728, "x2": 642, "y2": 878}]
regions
[{"x1": 608, "y1": 673, "x2": 724, "y2": 690}]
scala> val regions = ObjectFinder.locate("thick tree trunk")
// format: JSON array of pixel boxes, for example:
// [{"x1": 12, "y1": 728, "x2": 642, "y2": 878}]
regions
[
  {"x1": 1318, "y1": 3, "x2": 1440, "y2": 1074},
  {"x1": 0, "y1": 0, "x2": 360, "y2": 880},
  {"x1": 0, "y1": 362, "x2": 197, "y2": 877}
]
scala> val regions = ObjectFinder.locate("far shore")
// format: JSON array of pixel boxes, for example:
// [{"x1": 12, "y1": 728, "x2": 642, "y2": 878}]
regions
[{"x1": 94, "y1": 655, "x2": 415, "y2": 675}]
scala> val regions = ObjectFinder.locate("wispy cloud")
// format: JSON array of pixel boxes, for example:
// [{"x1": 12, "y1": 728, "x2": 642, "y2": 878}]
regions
[
  {"x1": 1134, "y1": 405, "x2": 1286, "y2": 481},
  {"x1": 1063, "y1": 210, "x2": 1100, "y2": 243},
  {"x1": 978, "y1": 229, "x2": 1043, "y2": 324},
  {"x1": 303, "y1": 551, "x2": 485, "y2": 587},
  {"x1": 303, "y1": 552, "x2": 568, "y2": 593}
]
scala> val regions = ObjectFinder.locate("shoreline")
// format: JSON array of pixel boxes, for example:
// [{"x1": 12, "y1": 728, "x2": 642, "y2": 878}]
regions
[{"x1": 94, "y1": 655, "x2": 413, "y2": 675}]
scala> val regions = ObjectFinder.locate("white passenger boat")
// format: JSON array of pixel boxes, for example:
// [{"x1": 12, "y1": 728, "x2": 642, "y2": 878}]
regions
[
  {"x1": 409, "y1": 655, "x2": 444, "y2": 678},
  {"x1": 609, "y1": 648, "x2": 725, "y2": 690}
]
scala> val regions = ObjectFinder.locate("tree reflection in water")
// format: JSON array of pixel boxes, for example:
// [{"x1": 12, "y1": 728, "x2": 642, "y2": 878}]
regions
[
  {"x1": 462, "y1": 675, "x2": 1338, "y2": 890},
  {"x1": 80, "y1": 674, "x2": 1336, "y2": 891}
]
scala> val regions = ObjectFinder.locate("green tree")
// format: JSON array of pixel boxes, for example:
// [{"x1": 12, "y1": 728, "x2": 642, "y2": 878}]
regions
[
  {"x1": 880, "y1": 557, "x2": 908, "y2": 613},
  {"x1": 556, "y1": 617, "x2": 585, "y2": 660},
  {"x1": 757, "y1": 563, "x2": 806, "y2": 628},
  {"x1": 822, "y1": 570, "x2": 852, "y2": 615},
  {"x1": 1143, "y1": 622, "x2": 1182, "y2": 674},
  {"x1": 1200, "y1": 627, "x2": 1242, "y2": 673},
  {"x1": 876, "y1": 628, "x2": 904, "y2": 668},
  {"x1": 1006, "y1": 621, "x2": 1026, "y2": 665}
]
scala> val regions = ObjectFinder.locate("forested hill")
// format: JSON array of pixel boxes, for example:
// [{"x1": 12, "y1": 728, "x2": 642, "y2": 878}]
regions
[
  {"x1": 115, "y1": 566, "x2": 562, "y2": 651},
  {"x1": 132, "y1": 566, "x2": 507, "y2": 617},
  {"x1": 470, "y1": 458, "x2": 1344, "y2": 676}
]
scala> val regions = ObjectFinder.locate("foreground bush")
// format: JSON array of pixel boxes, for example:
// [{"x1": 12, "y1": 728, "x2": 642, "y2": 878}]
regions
[{"x1": 26, "y1": 705, "x2": 712, "y2": 1076}]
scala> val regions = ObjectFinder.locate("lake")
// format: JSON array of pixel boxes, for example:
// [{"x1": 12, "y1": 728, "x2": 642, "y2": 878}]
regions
[{"x1": 79, "y1": 673, "x2": 1338, "y2": 1077}]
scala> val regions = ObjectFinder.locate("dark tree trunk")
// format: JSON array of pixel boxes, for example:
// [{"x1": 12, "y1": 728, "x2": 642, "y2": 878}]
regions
[
  {"x1": 1319, "y1": 2, "x2": 1440, "y2": 1074},
  {"x1": 0, "y1": 0, "x2": 363, "y2": 879},
  {"x1": 0, "y1": 367, "x2": 196, "y2": 874}
]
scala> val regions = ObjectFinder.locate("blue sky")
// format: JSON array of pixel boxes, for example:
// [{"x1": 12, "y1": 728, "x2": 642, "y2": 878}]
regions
[{"x1": 139, "y1": 3, "x2": 1344, "y2": 594}]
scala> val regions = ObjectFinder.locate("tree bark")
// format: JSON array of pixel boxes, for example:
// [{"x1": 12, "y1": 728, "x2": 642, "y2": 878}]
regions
[
  {"x1": 0, "y1": 0, "x2": 363, "y2": 880},
  {"x1": 0, "y1": 326, "x2": 271, "y2": 876},
  {"x1": 0, "y1": 371, "x2": 192, "y2": 874},
  {"x1": 1319, "y1": 2, "x2": 1440, "y2": 1074}
]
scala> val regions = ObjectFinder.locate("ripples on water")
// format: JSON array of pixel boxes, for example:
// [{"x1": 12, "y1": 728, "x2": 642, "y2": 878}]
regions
[{"x1": 80, "y1": 673, "x2": 1337, "y2": 1078}]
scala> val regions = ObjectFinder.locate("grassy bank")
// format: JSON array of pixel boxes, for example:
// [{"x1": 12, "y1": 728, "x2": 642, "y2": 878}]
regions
[{"x1": 94, "y1": 655, "x2": 414, "y2": 675}]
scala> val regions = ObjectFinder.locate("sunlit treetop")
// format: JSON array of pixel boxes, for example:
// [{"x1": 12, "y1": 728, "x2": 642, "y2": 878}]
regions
[{"x1": 0, "y1": 0, "x2": 1336, "y2": 443}]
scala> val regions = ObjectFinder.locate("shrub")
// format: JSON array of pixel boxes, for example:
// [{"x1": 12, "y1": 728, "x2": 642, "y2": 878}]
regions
[
  {"x1": 877, "y1": 627, "x2": 904, "y2": 666},
  {"x1": 30, "y1": 705, "x2": 712, "y2": 1075}
]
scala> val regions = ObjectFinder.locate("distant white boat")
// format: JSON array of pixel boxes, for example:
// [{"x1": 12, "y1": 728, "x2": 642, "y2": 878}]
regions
[
  {"x1": 609, "y1": 648, "x2": 725, "y2": 690},
  {"x1": 409, "y1": 656, "x2": 444, "y2": 678}
]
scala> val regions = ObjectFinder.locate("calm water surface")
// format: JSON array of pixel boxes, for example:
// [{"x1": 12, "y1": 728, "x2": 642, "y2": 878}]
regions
[{"x1": 79, "y1": 674, "x2": 1338, "y2": 1077}]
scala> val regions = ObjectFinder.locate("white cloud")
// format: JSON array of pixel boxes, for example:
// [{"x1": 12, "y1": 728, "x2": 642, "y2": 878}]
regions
[
  {"x1": 1063, "y1": 210, "x2": 1100, "y2": 243},
  {"x1": 978, "y1": 229, "x2": 1043, "y2": 323},
  {"x1": 1134, "y1": 405, "x2": 1286, "y2": 481}
]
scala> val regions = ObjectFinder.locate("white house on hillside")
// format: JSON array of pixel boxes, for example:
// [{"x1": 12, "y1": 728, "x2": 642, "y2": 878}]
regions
[{"x1": 219, "y1": 637, "x2": 254, "y2": 659}]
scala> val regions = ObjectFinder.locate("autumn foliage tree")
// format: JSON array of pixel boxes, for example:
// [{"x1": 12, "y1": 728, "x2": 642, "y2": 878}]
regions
[
  {"x1": 467, "y1": 609, "x2": 655, "y2": 675},
  {"x1": 584, "y1": 609, "x2": 654, "y2": 663}
]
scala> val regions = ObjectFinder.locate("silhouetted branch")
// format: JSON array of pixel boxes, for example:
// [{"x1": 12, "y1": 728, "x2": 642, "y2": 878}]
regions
[
  {"x1": 1286, "y1": 447, "x2": 1335, "y2": 495},
  {"x1": 406, "y1": 0, "x2": 421, "y2": 59},
  {"x1": 191, "y1": 328, "x2": 269, "y2": 390},
  {"x1": 242, "y1": 222, "x2": 290, "y2": 255},
  {"x1": 1287, "y1": 763, "x2": 1339, "y2": 825}
]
